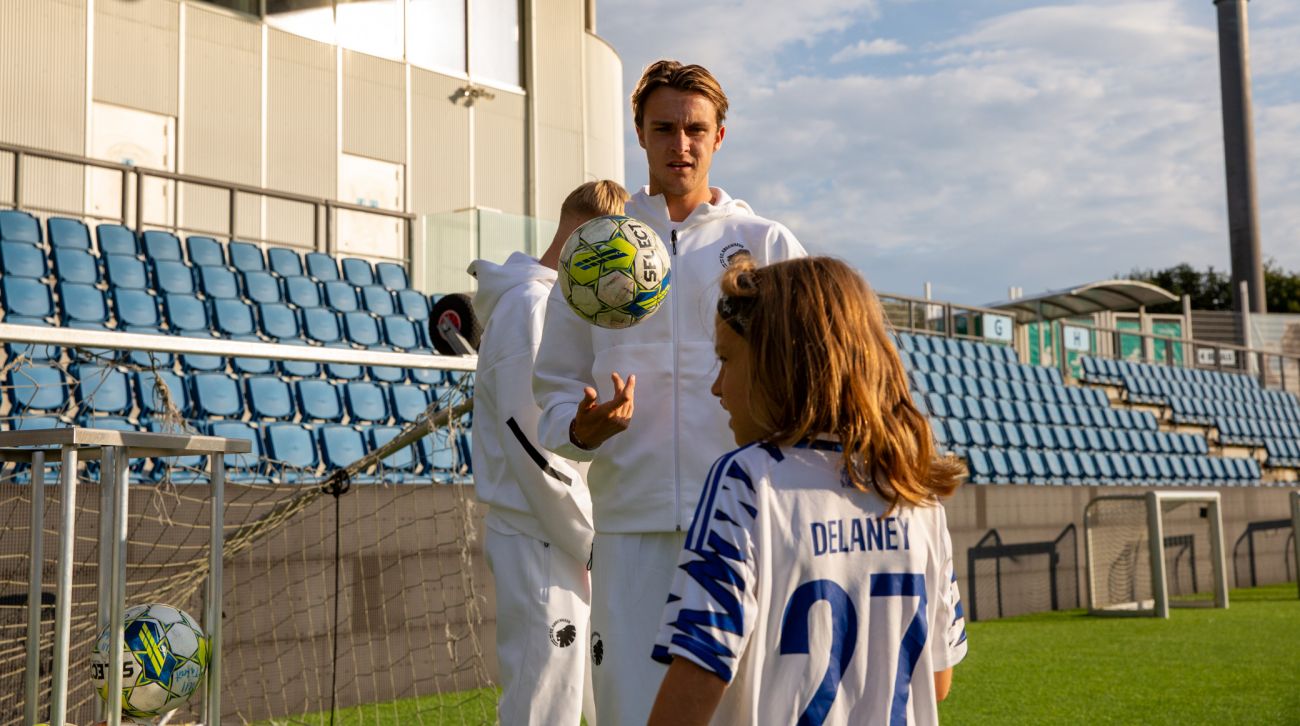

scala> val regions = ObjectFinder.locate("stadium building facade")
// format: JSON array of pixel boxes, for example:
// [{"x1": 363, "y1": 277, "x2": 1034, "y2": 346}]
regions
[{"x1": 0, "y1": 0, "x2": 623, "y2": 293}]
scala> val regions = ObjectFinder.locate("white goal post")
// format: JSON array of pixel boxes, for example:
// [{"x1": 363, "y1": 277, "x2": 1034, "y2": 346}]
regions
[
  {"x1": 1292, "y1": 491, "x2": 1300, "y2": 600},
  {"x1": 1084, "y1": 491, "x2": 1228, "y2": 618}
]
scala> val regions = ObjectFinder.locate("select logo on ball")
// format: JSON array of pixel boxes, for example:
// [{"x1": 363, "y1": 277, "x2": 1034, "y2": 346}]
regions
[{"x1": 559, "y1": 215, "x2": 672, "y2": 330}]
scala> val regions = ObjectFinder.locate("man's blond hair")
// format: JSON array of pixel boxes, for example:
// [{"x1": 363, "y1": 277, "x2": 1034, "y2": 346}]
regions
[
  {"x1": 631, "y1": 60, "x2": 729, "y2": 130},
  {"x1": 561, "y1": 180, "x2": 629, "y2": 220}
]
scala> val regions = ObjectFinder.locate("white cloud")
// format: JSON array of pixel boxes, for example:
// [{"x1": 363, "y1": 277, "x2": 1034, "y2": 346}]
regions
[
  {"x1": 597, "y1": 0, "x2": 1300, "y2": 302},
  {"x1": 830, "y1": 38, "x2": 908, "y2": 63}
]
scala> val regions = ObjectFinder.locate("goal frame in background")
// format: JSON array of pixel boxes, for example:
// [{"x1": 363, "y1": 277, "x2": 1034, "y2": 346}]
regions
[
  {"x1": 1292, "y1": 491, "x2": 1300, "y2": 600},
  {"x1": 1084, "y1": 491, "x2": 1229, "y2": 619}
]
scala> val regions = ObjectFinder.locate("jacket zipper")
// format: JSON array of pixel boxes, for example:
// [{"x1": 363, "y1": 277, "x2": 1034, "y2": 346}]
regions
[{"x1": 671, "y1": 228, "x2": 681, "y2": 531}]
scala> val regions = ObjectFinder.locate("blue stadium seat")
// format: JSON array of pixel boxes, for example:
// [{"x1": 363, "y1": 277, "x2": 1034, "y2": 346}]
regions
[
  {"x1": 163, "y1": 293, "x2": 210, "y2": 334},
  {"x1": 265, "y1": 422, "x2": 319, "y2": 476},
  {"x1": 198, "y1": 266, "x2": 240, "y2": 299},
  {"x1": 186, "y1": 236, "x2": 225, "y2": 267},
  {"x1": 105, "y1": 254, "x2": 149, "y2": 289},
  {"x1": 192, "y1": 373, "x2": 244, "y2": 418},
  {"x1": 6, "y1": 337, "x2": 60, "y2": 362},
  {"x1": 242, "y1": 271, "x2": 283, "y2": 304},
  {"x1": 319, "y1": 424, "x2": 368, "y2": 471},
  {"x1": 0, "y1": 210, "x2": 41, "y2": 243},
  {"x1": 247, "y1": 375, "x2": 295, "y2": 419},
  {"x1": 343, "y1": 312, "x2": 381, "y2": 347},
  {"x1": 0, "y1": 239, "x2": 48, "y2": 278},
  {"x1": 136, "y1": 370, "x2": 189, "y2": 418},
  {"x1": 420, "y1": 429, "x2": 465, "y2": 482},
  {"x1": 286, "y1": 276, "x2": 322, "y2": 309},
  {"x1": 48, "y1": 217, "x2": 92, "y2": 249},
  {"x1": 58, "y1": 282, "x2": 108, "y2": 324},
  {"x1": 268, "y1": 246, "x2": 304, "y2": 278},
  {"x1": 208, "y1": 420, "x2": 265, "y2": 476},
  {"x1": 290, "y1": 379, "x2": 339, "y2": 423},
  {"x1": 369, "y1": 365, "x2": 406, "y2": 384},
  {"x1": 258, "y1": 302, "x2": 300, "y2": 340},
  {"x1": 359, "y1": 285, "x2": 395, "y2": 316},
  {"x1": 965, "y1": 448, "x2": 992, "y2": 484},
  {"x1": 227, "y1": 241, "x2": 265, "y2": 273},
  {"x1": 112, "y1": 288, "x2": 161, "y2": 328},
  {"x1": 279, "y1": 340, "x2": 321, "y2": 378},
  {"x1": 152, "y1": 260, "x2": 196, "y2": 295},
  {"x1": 376, "y1": 262, "x2": 408, "y2": 290},
  {"x1": 341, "y1": 257, "x2": 375, "y2": 287},
  {"x1": 53, "y1": 247, "x2": 99, "y2": 285},
  {"x1": 306, "y1": 252, "x2": 339, "y2": 282},
  {"x1": 231, "y1": 335, "x2": 276, "y2": 376},
  {"x1": 96, "y1": 225, "x2": 138, "y2": 256},
  {"x1": 344, "y1": 381, "x2": 389, "y2": 422},
  {"x1": 369, "y1": 426, "x2": 417, "y2": 475},
  {"x1": 142, "y1": 231, "x2": 183, "y2": 261},
  {"x1": 987, "y1": 449, "x2": 1011, "y2": 483},
  {"x1": 74, "y1": 365, "x2": 132, "y2": 415},
  {"x1": 3, "y1": 277, "x2": 55, "y2": 320},
  {"x1": 330, "y1": 354, "x2": 367, "y2": 383},
  {"x1": 1025, "y1": 450, "x2": 1048, "y2": 484},
  {"x1": 411, "y1": 364, "x2": 444, "y2": 386},
  {"x1": 323, "y1": 281, "x2": 359, "y2": 312},
  {"x1": 8, "y1": 366, "x2": 69, "y2": 412},
  {"x1": 389, "y1": 385, "x2": 429, "y2": 424},
  {"x1": 303, "y1": 309, "x2": 341, "y2": 344},
  {"x1": 213, "y1": 299, "x2": 257, "y2": 337},
  {"x1": 381, "y1": 316, "x2": 419, "y2": 351}
]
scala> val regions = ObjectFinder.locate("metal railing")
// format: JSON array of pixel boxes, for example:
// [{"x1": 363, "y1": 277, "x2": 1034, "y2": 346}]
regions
[
  {"x1": 0, "y1": 141, "x2": 416, "y2": 264},
  {"x1": 877, "y1": 291, "x2": 1016, "y2": 347}
]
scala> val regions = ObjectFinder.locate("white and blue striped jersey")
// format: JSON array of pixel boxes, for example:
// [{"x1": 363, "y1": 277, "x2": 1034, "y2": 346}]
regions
[{"x1": 653, "y1": 439, "x2": 967, "y2": 726}]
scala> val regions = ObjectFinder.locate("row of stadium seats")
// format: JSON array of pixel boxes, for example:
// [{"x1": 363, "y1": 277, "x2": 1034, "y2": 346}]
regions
[
  {"x1": 965, "y1": 447, "x2": 1262, "y2": 487},
  {"x1": 1215, "y1": 417, "x2": 1300, "y2": 447},
  {"x1": 1122, "y1": 374, "x2": 1294, "y2": 408},
  {"x1": 2, "y1": 365, "x2": 452, "y2": 425},
  {"x1": 894, "y1": 330, "x2": 1019, "y2": 365},
  {"x1": 1168, "y1": 397, "x2": 1300, "y2": 427},
  {"x1": 935, "y1": 419, "x2": 1208, "y2": 457},
  {"x1": 7, "y1": 414, "x2": 469, "y2": 485},
  {"x1": 910, "y1": 368, "x2": 1108, "y2": 408},
  {"x1": 921, "y1": 392, "x2": 1158, "y2": 431},
  {"x1": 0, "y1": 210, "x2": 407, "y2": 288},
  {"x1": 900, "y1": 350, "x2": 1062, "y2": 387},
  {"x1": 1081, "y1": 355, "x2": 1261, "y2": 390}
]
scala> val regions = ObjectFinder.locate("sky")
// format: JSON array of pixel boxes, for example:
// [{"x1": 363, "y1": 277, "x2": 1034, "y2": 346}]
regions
[{"x1": 597, "y1": 0, "x2": 1300, "y2": 306}]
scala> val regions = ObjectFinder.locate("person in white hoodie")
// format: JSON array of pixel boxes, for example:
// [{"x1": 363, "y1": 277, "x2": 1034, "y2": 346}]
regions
[
  {"x1": 470, "y1": 180, "x2": 629, "y2": 725},
  {"x1": 533, "y1": 60, "x2": 806, "y2": 725}
]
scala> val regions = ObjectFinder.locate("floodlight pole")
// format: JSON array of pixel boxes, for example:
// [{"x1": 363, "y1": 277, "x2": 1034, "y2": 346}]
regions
[
  {"x1": 1291, "y1": 491, "x2": 1300, "y2": 600},
  {"x1": 1214, "y1": 0, "x2": 1266, "y2": 317}
]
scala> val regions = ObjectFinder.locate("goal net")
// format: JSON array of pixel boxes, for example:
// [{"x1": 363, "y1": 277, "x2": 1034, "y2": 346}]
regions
[
  {"x1": 1084, "y1": 491, "x2": 1228, "y2": 617},
  {"x1": 0, "y1": 332, "x2": 495, "y2": 725},
  {"x1": 965, "y1": 525, "x2": 1079, "y2": 621}
]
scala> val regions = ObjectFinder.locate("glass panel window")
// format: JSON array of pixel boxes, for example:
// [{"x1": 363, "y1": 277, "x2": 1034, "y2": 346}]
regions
[
  {"x1": 408, "y1": 0, "x2": 467, "y2": 74},
  {"x1": 337, "y1": 0, "x2": 404, "y2": 60},
  {"x1": 470, "y1": 0, "x2": 520, "y2": 87},
  {"x1": 267, "y1": 0, "x2": 336, "y2": 45}
]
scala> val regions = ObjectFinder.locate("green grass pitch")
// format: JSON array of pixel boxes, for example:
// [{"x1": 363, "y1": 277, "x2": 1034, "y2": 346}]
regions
[{"x1": 257, "y1": 583, "x2": 1299, "y2": 725}]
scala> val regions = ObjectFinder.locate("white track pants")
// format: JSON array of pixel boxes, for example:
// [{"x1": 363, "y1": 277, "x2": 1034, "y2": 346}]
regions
[
  {"x1": 485, "y1": 527, "x2": 595, "y2": 726},
  {"x1": 589, "y1": 531, "x2": 686, "y2": 726}
]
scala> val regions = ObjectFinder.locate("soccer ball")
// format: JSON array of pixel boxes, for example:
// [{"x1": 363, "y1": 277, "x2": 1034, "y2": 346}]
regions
[
  {"x1": 90, "y1": 603, "x2": 209, "y2": 718},
  {"x1": 559, "y1": 215, "x2": 671, "y2": 329}
]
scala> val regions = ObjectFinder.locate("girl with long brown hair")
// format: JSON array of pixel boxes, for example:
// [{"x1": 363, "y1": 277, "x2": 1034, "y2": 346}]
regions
[{"x1": 648, "y1": 256, "x2": 968, "y2": 725}]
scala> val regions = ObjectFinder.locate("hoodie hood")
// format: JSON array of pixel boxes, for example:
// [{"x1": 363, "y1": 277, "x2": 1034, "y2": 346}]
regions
[
  {"x1": 468, "y1": 251, "x2": 556, "y2": 322},
  {"x1": 627, "y1": 186, "x2": 755, "y2": 234}
]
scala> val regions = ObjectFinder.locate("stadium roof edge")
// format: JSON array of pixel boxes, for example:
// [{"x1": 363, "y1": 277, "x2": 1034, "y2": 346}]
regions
[{"x1": 985, "y1": 280, "x2": 1179, "y2": 323}]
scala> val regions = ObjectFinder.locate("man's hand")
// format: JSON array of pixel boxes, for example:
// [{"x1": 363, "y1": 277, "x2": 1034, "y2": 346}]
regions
[{"x1": 571, "y1": 372, "x2": 636, "y2": 450}]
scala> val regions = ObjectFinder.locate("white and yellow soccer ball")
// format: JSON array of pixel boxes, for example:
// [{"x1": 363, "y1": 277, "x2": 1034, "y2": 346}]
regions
[
  {"x1": 90, "y1": 603, "x2": 209, "y2": 719},
  {"x1": 559, "y1": 215, "x2": 671, "y2": 329}
]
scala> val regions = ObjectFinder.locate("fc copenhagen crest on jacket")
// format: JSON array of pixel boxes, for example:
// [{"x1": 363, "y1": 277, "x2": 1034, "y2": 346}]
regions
[
  {"x1": 719, "y1": 242, "x2": 750, "y2": 268},
  {"x1": 549, "y1": 618, "x2": 577, "y2": 648}
]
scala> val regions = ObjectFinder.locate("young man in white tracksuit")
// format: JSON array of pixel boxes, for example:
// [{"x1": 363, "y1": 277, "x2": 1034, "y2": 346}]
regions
[
  {"x1": 471, "y1": 181, "x2": 628, "y2": 725},
  {"x1": 533, "y1": 61, "x2": 806, "y2": 725}
]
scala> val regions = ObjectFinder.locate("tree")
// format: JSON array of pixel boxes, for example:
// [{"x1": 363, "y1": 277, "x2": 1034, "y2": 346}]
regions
[{"x1": 1126, "y1": 261, "x2": 1300, "y2": 314}]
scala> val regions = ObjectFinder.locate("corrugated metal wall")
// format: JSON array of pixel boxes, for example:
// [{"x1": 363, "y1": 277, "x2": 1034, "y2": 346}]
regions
[
  {"x1": 342, "y1": 51, "x2": 406, "y2": 165},
  {"x1": 410, "y1": 69, "x2": 471, "y2": 215},
  {"x1": 94, "y1": 0, "x2": 179, "y2": 117},
  {"x1": 182, "y1": 3, "x2": 263, "y2": 240},
  {"x1": 473, "y1": 91, "x2": 527, "y2": 215},
  {"x1": 0, "y1": 0, "x2": 87, "y2": 216},
  {"x1": 583, "y1": 33, "x2": 625, "y2": 186},
  {"x1": 532, "y1": 0, "x2": 586, "y2": 216},
  {"x1": 266, "y1": 29, "x2": 336, "y2": 248}
]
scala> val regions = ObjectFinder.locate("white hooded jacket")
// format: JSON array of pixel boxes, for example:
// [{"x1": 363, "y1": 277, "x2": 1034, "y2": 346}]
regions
[
  {"x1": 469, "y1": 252, "x2": 594, "y2": 561},
  {"x1": 533, "y1": 187, "x2": 806, "y2": 533}
]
